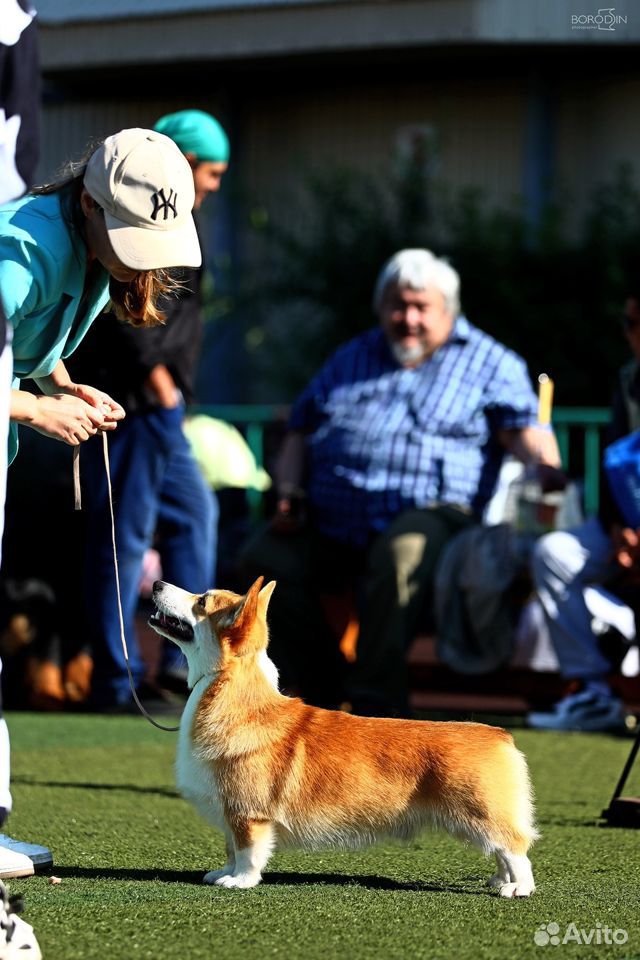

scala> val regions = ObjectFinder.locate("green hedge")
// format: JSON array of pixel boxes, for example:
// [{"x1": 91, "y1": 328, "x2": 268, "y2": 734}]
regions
[{"x1": 206, "y1": 164, "x2": 640, "y2": 406}]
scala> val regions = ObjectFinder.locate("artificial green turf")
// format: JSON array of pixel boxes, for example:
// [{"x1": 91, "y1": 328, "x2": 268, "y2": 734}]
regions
[{"x1": 4, "y1": 711, "x2": 640, "y2": 960}]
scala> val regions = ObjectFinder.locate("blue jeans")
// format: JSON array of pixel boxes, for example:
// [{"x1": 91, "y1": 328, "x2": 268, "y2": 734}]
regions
[
  {"x1": 531, "y1": 516, "x2": 617, "y2": 680},
  {"x1": 81, "y1": 408, "x2": 218, "y2": 706}
]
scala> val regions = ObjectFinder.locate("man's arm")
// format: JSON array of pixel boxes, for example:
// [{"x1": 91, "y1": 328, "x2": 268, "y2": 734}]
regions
[
  {"x1": 498, "y1": 426, "x2": 566, "y2": 491},
  {"x1": 145, "y1": 364, "x2": 180, "y2": 408},
  {"x1": 272, "y1": 430, "x2": 307, "y2": 530},
  {"x1": 498, "y1": 425, "x2": 561, "y2": 467}
]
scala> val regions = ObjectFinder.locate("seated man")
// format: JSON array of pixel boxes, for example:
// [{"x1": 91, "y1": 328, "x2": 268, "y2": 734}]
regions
[
  {"x1": 242, "y1": 248, "x2": 561, "y2": 715},
  {"x1": 529, "y1": 290, "x2": 640, "y2": 732}
]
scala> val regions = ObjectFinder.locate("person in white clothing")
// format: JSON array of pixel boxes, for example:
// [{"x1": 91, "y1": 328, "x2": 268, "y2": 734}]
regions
[
  {"x1": 529, "y1": 291, "x2": 640, "y2": 732},
  {"x1": 0, "y1": 0, "x2": 52, "y2": 902}
]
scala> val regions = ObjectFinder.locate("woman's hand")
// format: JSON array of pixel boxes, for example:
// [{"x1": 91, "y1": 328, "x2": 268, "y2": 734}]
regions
[
  {"x1": 34, "y1": 362, "x2": 125, "y2": 433},
  {"x1": 62, "y1": 382, "x2": 126, "y2": 430},
  {"x1": 11, "y1": 389, "x2": 110, "y2": 446}
]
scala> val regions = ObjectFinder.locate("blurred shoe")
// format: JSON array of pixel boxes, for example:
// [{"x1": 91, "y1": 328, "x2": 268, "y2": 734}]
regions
[
  {"x1": 528, "y1": 689, "x2": 628, "y2": 732},
  {"x1": 0, "y1": 881, "x2": 42, "y2": 959},
  {"x1": 93, "y1": 681, "x2": 182, "y2": 716},
  {"x1": 26, "y1": 659, "x2": 65, "y2": 712},
  {"x1": 0, "y1": 850, "x2": 33, "y2": 881},
  {"x1": 0, "y1": 837, "x2": 52, "y2": 873},
  {"x1": 156, "y1": 666, "x2": 189, "y2": 698},
  {"x1": 133, "y1": 680, "x2": 183, "y2": 716},
  {"x1": 63, "y1": 652, "x2": 93, "y2": 704},
  {"x1": 349, "y1": 694, "x2": 411, "y2": 718}
]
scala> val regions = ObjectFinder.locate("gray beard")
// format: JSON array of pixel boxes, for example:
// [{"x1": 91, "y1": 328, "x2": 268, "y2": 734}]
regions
[{"x1": 389, "y1": 341, "x2": 426, "y2": 367}]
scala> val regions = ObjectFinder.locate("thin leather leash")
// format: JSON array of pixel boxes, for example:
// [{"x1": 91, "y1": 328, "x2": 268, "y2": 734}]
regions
[{"x1": 73, "y1": 437, "x2": 179, "y2": 732}]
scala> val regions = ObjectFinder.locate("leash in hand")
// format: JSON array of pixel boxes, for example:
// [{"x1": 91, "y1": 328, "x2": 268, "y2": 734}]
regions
[{"x1": 73, "y1": 436, "x2": 180, "y2": 732}]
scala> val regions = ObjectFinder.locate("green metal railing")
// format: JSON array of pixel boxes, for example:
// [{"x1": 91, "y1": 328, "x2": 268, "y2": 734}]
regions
[
  {"x1": 552, "y1": 407, "x2": 611, "y2": 516},
  {"x1": 190, "y1": 404, "x2": 612, "y2": 519},
  {"x1": 189, "y1": 404, "x2": 289, "y2": 519}
]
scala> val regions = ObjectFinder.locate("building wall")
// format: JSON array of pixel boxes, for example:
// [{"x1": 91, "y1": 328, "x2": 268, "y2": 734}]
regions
[
  {"x1": 556, "y1": 75, "x2": 640, "y2": 221},
  {"x1": 39, "y1": 99, "x2": 218, "y2": 182},
  {"x1": 40, "y1": 60, "x2": 640, "y2": 244},
  {"x1": 36, "y1": 0, "x2": 640, "y2": 70},
  {"x1": 39, "y1": 64, "x2": 640, "y2": 251},
  {"x1": 242, "y1": 77, "x2": 526, "y2": 228}
]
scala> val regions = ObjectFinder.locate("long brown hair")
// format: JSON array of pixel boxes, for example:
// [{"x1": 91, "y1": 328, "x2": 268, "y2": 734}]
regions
[
  {"x1": 108, "y1": 271, "x2": 177, "y2": 328},
  {"x1": 31, "y1": 142, "x2": 178, "y2": 328}
]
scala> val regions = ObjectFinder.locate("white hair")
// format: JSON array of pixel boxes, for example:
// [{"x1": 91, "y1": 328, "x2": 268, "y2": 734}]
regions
[{"x1": 372, "y1": 248, "x2": 460, "y2": 316}]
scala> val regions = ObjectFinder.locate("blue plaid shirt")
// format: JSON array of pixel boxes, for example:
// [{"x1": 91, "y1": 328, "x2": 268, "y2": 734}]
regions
[{"x1": 289, "y1": 316, "x2": 538, "y2": 545}]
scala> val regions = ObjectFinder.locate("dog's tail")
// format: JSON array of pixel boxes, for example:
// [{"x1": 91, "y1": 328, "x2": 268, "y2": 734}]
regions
[{"x1": 484, "y1": 738, "x2": 539, "y2": 855}]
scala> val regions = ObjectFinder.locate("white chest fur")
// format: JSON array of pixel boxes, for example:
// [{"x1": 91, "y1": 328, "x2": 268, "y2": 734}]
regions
[
  {"x1": 174, "y1": 653, "x2": 279, "y2": 830},
  {"x1": 175, "y1": 677, "x2": 225, "y2": 829}
]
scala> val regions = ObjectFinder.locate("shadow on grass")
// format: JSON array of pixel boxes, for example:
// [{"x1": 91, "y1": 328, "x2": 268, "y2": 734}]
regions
[
  {"x1": 540, "y1": 816, "x2": 601, "y2": 827},
  {"x1": 11, "y1": 777, "x2": 178, "y2": 798},
  {"x1": 540, "y1": 800, "x2": 604, "y2": 828},
  {"x1": 51, "y1": 865, "x2": 488, "y2": 894},
  {"x1": 264, "y1": 872, "x2": 488, "y2": 894},
  {"x1": 52, "y1": 866, "x2": 204, "y2": 884}
]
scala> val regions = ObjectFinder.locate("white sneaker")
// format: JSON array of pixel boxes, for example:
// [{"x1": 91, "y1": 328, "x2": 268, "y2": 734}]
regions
[
  {"x1": 0, "y1": 849, "x2": 33, "y2": 881},
  {"x1": 0, "y1": 838, "x2": 52, "y2": 873},
  {"x1": 0, "y1": 882, "x2": 42, "y2": 959},
  {"x1": 528, "y1": 689, "x2": 628, "y2": 732}
]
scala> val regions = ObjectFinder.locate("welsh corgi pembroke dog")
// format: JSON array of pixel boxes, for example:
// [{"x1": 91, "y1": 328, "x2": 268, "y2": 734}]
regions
[{"x1": 149, "y1": 577, "x2": 537, "y2": 897}]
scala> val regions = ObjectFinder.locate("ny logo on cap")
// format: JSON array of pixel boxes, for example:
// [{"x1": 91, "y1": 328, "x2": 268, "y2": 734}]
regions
[{"x1": 150, "y1": 188, "x2": 178, "y2": 221}]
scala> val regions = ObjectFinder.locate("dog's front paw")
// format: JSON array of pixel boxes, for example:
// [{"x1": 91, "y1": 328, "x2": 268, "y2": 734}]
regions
[
  {"x1": 203, "y1": 866, "x2": 234, "y2": 885},
  {"x1": 214, "y1": 872, "x2": 262, "y2": 889},
  {"x1": 498, "y1": 880, "x2": 535, "y2": 898}
]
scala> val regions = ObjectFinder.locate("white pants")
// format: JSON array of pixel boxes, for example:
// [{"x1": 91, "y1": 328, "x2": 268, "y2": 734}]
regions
[
  {"x1": 0, "y1": 337, "x2": 12, "y2": 816},
  {"x1": 531, "y1": 516, "x2": 621, "y2": 680}
]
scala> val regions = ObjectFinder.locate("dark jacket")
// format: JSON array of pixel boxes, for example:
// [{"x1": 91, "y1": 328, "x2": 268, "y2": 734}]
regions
[
  {"x1": 66, "y1": 265, "x2": 203, "y2": 414},
  {"x1": 599, "y1": 359, "x2": 640, "y2": 530}
]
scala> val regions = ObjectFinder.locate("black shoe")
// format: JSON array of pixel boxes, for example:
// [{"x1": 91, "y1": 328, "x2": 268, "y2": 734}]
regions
[
  {"x1": 155, "y1": 670, "x2": 189, "y2": 698},
  {"x1": 90, "y1": 681, "x2": 182, "y2": 716},
  {"x1": 349, "y1": 694, "x2": 412, "y2": 719}
]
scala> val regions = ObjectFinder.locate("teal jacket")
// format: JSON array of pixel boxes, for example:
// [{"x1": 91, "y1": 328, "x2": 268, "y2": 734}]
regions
[{"x1": 0, "y1": 190, "x2": 110, "y2": 462}]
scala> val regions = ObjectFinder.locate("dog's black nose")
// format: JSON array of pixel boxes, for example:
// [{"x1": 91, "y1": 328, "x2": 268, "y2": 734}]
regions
[{"x1": 152, "y1": 581, "x2": 166, "y2": 596}]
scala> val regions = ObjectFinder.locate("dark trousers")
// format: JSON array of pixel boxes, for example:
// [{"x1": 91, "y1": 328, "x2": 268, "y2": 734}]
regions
[
  {"x1": 240, "y1": 505, "x2": 474, "y2": 713},
  {"x1": 81, "y1": 408, "x2": 218, "y2": 707}
]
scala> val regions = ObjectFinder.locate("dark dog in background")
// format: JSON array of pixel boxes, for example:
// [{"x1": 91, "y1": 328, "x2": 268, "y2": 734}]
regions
[{"x1": 0, "y1": 579, "x2": 64, "y2": 710}]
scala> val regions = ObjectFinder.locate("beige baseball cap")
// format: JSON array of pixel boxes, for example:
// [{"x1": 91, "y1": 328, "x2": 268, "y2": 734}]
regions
[{"x1": 83, "y1": 128, "x2": 202, "y2": 271}]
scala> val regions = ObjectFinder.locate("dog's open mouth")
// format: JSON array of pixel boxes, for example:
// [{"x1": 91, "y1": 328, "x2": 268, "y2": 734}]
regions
[{"x1": 149, "y1": 609, "x2": 194, "y2": 642}]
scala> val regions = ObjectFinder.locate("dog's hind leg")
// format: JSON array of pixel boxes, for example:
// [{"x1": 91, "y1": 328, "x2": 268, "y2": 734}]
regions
[
  {"x1": 484, "y1": 741, "x2": 537, "y2": 897},
  {"x1": 451, "y1": 821, "x2": 535, "y2": 897},
  {"x1": 487, "y1": 852, "x2": 510, "y2": 890},
  {"x1": 214, "y1": 819, "x2": 276, "y2": 889},
  {"x1": 493, "y1": 849, "x2": 535, "y2": 898},
  {"x1": 203, "y1": 827, "x2": 236, "y2": 885}
]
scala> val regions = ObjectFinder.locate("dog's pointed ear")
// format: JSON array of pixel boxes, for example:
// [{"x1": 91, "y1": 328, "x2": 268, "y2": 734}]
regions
[
  {"x1": 258, "y1": 580, "x2": 276, "y2": 617},
  {"x1": 220, "y1": 576, "x2": 263, "y2": 631}
]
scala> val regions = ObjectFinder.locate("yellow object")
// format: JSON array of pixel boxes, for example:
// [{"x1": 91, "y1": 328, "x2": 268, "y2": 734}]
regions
[
  {"x1": 537, "y1": 373, "x2": 554, "y2": 426},
  {"x1": 183, "y1": 415, "x2": 272, "y2": 491}
]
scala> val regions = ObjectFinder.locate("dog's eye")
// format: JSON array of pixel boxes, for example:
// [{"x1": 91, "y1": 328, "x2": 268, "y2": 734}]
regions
[{"x1": 197, "y1": 594, "x2": 207, "y2": 609}]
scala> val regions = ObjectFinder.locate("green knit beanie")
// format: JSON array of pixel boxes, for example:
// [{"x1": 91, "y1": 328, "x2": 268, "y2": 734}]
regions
[{"x1": 153, "y1": 109, "x2": 229, "y2": 163}]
